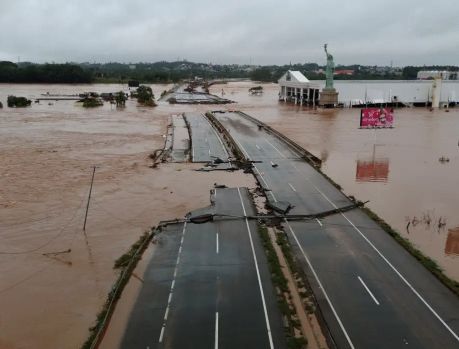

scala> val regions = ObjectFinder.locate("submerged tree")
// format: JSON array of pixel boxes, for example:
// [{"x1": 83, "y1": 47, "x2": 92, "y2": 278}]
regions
[
  {"x1": 136, "y1": 85, "x2": 156, "y2": 106},
  {"x1": 82, "y1": 97, "x2": 103, "y2": 108},
  {"x1": 7, "y1": 95, "x2": 32, "y2": 107},
  {"x1": 115, "y1": 91, "x2": 127, "y2": 107}
]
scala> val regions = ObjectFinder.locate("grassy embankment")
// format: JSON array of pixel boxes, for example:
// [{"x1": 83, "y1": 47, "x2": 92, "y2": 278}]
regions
[{"x1": 81, "y1": 230, "x2": 154, "y2": 349}]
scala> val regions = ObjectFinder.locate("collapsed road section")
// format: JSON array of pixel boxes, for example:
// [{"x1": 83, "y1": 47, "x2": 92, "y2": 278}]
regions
[
  {"x1": 160, "y1": 83, "x2": 233, "y2": 104},
  {"x1": 155, "y1": 112, "x2": 236, "y2": 170},
  {"x1": 210, "y1": 110, "x2": 459, "y2": 349},
  {"x1": 184, "y1": 112, "x2": 230, "y2": 163},
  {"x1": 120, "y1": 188, "x2": 287, "y2": 349}
]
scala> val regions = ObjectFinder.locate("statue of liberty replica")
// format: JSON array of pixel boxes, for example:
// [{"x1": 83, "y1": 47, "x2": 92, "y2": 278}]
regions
[{"x1": 319, "y1": 43, "x2": 339, "y2": 107}]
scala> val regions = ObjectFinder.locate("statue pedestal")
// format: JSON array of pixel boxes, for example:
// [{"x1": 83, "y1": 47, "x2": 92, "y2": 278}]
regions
[{"x1": 319, "y1": 88, "x2": 339, "y2": 108}]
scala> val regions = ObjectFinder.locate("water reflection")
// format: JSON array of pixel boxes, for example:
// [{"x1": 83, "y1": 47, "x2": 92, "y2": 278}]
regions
[
  {"x1": 356, "y1": 158, "x2": 390, "y2": 182},
  {"x1": 445, "y1": 227, "x2": 459, "y2": 256},
  {"x1": 355, "y1": 144, "x2": 390, "y2": 182}
]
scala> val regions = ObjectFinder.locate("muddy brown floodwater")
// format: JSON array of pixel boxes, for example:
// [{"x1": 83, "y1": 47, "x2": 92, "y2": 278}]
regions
[
  {"x1": 211, "y1": 81, "x2": 459, "y2": 282},
  {"x1": 1, "y1": 81, "x2": 458, "y2": 348},
  {"x1": 0, "y1": 83, "x2": 253, "y2": 348}
]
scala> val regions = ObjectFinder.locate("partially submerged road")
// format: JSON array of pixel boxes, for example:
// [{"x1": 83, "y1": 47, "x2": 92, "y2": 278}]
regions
[
  {"x1": 169, "y1": 114, "x2": 190, "y2": 162},
  {"x1": 184, "y1": 112, "x2": 229, "y2": 163},
  {"x1": 121, "y1": 188, "x2": 287, "y2": 349},
  {"x1": 213, "y1": 111, "x2": 459, "y2": 349}
]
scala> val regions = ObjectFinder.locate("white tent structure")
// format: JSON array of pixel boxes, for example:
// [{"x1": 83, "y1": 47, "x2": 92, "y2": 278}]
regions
[{"x1": 278, "y1": 70, "x2": 320, "y2": 106}]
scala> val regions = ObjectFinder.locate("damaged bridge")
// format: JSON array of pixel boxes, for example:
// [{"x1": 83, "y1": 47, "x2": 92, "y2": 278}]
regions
[{"x1": 115, "y1": 108, "x2": 459, "y2": 349}]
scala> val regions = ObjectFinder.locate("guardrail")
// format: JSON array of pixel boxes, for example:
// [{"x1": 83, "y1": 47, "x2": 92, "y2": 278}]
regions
[
  {"x1": 235, "y1": 111, "x2": 322, "y2": 168},
  {"x1": 205, "y1": 112, "x2": 245, "y2": 162}
]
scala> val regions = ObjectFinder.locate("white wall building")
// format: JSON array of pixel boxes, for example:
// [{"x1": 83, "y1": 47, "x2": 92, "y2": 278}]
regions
[{"x1": 278, "y1": 70, "x2": 320, "y2": 105}]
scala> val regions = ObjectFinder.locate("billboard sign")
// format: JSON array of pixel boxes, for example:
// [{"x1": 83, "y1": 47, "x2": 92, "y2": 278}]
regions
[{"x1": 360, "y1": 108, "x2": 394, "y2": 128}]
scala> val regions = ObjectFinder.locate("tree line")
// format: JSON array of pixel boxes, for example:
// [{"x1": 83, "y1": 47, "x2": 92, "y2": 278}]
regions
[
  {"x1": 1, "y1": 60, "x2": 458, "y2": 84},
  {"x1": 0, "y1": 62, "x2": 92, "y2": 83}
]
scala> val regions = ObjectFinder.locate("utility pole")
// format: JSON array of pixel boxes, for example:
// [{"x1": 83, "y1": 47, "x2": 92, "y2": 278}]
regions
[{"x1": 83, "y1": 166, "x2": 96, "y2": 232}]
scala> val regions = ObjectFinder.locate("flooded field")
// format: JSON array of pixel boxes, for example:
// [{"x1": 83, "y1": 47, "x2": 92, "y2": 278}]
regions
[
  {"x1": 210, "y1": 81, "x2": 459, "y2": 282},
  {"x1": 1, "y1": 81, "x2": 458, "y2": 348}
]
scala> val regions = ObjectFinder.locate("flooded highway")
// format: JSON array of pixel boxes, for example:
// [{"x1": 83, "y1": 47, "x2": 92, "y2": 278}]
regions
[
  {"x1": 209, "y1": 81, "x2": 459, "y2": 282},
  {"x1": 213, "y1": 110, "x2": 459, "y2": 349},
  {"x1": 1, "y1": 81, "x2": 458, "y2": 348}
]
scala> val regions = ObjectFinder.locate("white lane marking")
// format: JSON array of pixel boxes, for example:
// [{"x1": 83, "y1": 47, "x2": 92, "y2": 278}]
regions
[
  {"x1": 358, "y1": 276, "x2": 380, "y2": 305},
  {"x1": 248, "y1": 152, "x2": 354, "y2": 347},
  {"x1": 231, "y1": 122, "x2": 458, "y2": 344},
  {"x1": 253, "y1": 166, "x2": 277, "y2": 203},
  {"x1": 216, "y1": 232, "x2": 219, "y2": 254},
  {"x1": 233, "y1": 137, "x2": 250, "y2": 159},
  {"x1": 230, "y1": 126, "x2": 354, "y2": 346},
  {"x1": 344, "y1": 212, "x2": 459, "y2": 341},
  {"x1": 264, "y1": 138, "x2": 287, "y2": 159},
  {"x1": 205, "y1": 137, "x2": 208, "y2": 143},
  {"x1": 237, "y1": 188, "x2": 275, "y2": 349},
  {"x1": 255, "y1": 144, "x2": 261, "y2": 150},
  {"x1": 285, "y1": 220, "x2": 356, "y2": 349},
  {"x1": 208, "y1": 148, "x2": 211, "y2": 156},
  {"x1": 159, "y1": 222, "x2": 187, "y2": 343},
  {"x1": 164, "y1": 306, "x2": 170, "y2": 320},
  {"x1": 316, "y1": 218, "x2": 323, "y2": 227},
  {"x1": 205, "y1": 115, "x2": 230, "y2": 158},
  {"x1": 158, "y1": 327, "x2": 165, "y2": 343},
  {"x1": 288, "y1": 183, "x2": 297, "y2": 192},
  {"x1": 308, "y1": 179, "x2": 459, "y2": 342},
  {"x1": 215, "y1": 312, "x2": 219, "y2": 349}
]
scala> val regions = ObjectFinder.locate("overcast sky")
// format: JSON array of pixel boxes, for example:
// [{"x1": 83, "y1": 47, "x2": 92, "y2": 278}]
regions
[{"x1": 0, "y1": 0, "x2": 458, "y2": 66}]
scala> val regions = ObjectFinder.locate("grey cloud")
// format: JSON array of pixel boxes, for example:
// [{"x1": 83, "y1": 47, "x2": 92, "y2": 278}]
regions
[{"x1": 0, "y1": 0, "x2": 458, "y2": 65}]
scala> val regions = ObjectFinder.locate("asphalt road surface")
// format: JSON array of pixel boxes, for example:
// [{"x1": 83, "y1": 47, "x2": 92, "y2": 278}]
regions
[
  {"x1": 170, "y1": 114, "x2": 189, "y2": 162},
  {"x1": 120, "y1": 187, "x2": 287, "y2": 349},
  {"x1": 214, "y1": 111, "x2": 459, "y2": 349},
  {"x1": 161, "y1": 84, "x2": 232, "y2": 104},
  {"x1": 185, "y1": 112, "x2": 229, "y2": 163}
]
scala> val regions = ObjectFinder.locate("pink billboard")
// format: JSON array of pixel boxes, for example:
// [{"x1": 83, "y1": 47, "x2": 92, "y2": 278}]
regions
[{"x1": 360, "y1": 108, "x2": 394, "y2": 128}]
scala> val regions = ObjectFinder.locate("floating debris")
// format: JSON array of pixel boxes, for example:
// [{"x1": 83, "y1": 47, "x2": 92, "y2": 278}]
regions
[{"x1": 439, "y1": 156, "x2": 450, "y2": 163}]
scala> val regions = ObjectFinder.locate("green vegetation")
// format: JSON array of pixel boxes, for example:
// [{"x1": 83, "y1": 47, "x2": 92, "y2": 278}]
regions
[
  {"x1": 82, "y1": 231, "x2": 153, "y2": 349},
  {"x1": 257, "y1": 225, "x2": 307, "y2": 349},
  {"x1": 0, "y1": 61, "x2": 92, "y2": 83},
  {"x1": 115, "y1": 91, "x2": 127, "y2": 107},
  {"x1": 7, "y1": 95, "x2": 31, "y2": 107},
  {"x1": 82, "y1": 98, "x2": 103, "y2": 108},
  {"x1": 135, "y1": 85, "x2": 156, "y2": 106},
  {"x1": 2, "y1": 60, "x2": 458, "y2": 85}
]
